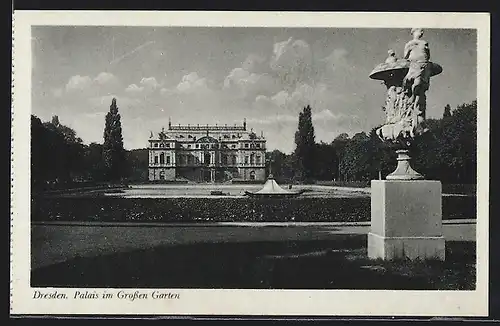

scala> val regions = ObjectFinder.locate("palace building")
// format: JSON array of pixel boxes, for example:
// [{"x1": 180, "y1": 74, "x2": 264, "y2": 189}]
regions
[{"x1": 148, "y1": 119, "x2": 267, "y2": 182}]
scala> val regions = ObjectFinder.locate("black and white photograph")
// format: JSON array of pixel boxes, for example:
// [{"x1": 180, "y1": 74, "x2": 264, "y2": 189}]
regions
[{"x1": 11, "y1": 11, "x2": 490, "y2": 316}]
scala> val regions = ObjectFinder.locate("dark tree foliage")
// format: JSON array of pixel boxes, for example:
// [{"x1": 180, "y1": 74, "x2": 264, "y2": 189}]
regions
[
  {"x1": 31, "y1": 99, "x2": 477, "y2": 189},
  {"x1": 126, "y1": 148, "x2": 149, "y2": 182},
  {"x1": 413, "y1": 100, "x2": 477, "y2": 184},
  {"x1": 339, "y1": 132, "x2": 375, "y2": 181},
  {"x1": 268, "y1": 100, "x2": 476, "y2": 185},
  {"x1": 83, "y1": 143, "x2": 106, "y2": 182},
  {"x1": 103, "y1": 98, "x2": 126, "y2": 182},
  {"x1": 294, "y1": 105, "x2": 316, "y2": 182},
  {"x1": 31, "y1": 115, "x2": 86, "y2": 190},
  {"x1": 313, "y1": 142, "x2": 337, "y2": 181},
  {"x1": 331, "y1": 133, "x2": 350, "y2": 181},
  {"x1": 266, "y1": 149, "x2": 296, "y2": 182},
  {"x1": 368, "y1": 126, "x2": 397, "y2": 180}
]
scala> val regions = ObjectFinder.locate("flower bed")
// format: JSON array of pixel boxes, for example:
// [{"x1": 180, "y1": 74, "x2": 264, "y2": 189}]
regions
[{"x1": 31, "y1": 196, "x2": 476, "y2": 223}]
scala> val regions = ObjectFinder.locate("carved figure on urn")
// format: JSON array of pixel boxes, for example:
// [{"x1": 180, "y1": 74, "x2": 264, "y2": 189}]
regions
[
  {"x1": 403, "y1": 28, "x2": 433, "y2": 126},
  {"x1": 368, "y1": 28, "x2": 442, "y2": 180}
]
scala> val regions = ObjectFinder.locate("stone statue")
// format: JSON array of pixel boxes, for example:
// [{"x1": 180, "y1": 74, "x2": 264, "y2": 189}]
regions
[
  {"x1": 385, "y1": 49, "x2": 397, "y2": 64},
  {"x1": 369, "y1": 28, "x2": 442, "y2": 180}
]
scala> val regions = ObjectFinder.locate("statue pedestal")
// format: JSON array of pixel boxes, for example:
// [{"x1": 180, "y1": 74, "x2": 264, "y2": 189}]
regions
[{"x1": 368, "y1": 180, "x2": 445, "y2": 260}]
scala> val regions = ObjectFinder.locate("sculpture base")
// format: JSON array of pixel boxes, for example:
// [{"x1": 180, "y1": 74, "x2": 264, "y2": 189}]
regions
[
  {"x1": 368, "y1": 233, "x2": 445, "y2": 261},
  {"x1": 368, "y1": 180, "x2": 445, "y2": 261},
  {"x1": 386, "y1": 149, "x2": 424, "y2": 180}
]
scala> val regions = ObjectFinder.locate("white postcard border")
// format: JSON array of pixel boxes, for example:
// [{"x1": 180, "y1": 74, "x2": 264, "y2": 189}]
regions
[{"x1": 11, "y1": 11, "x2": 490, "y2": 316}]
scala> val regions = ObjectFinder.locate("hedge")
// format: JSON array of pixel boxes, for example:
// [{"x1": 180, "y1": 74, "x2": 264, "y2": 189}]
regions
[{"x1": 31, "y1": 196, "x2": 475, "y2": 223}]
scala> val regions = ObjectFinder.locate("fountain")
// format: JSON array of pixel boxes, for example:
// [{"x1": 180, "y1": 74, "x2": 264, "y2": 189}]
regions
[{"x1": 367, "y1": 28, "x2": 445, "y2": 260}]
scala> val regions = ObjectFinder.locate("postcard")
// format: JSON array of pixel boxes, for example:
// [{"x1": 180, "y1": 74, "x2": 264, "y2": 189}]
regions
[{"x1": 11, "y1": 10, "x2": 490, "y2": 317}]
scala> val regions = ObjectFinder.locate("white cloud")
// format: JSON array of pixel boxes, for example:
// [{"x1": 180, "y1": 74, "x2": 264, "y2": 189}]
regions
[
  {"x1": 51, "y1": 88, "x2": 63, "y2": 98},
  {"x1": 125, "y1": 77, "x2": 162, "y2": 96},
  {"x1": 65, "y1": 72, "x2": 120, "y2": 96},
  {"x1": 270, "y1": 37, "x2": 313, "y2": 89},
  {"x1": 94, "y1": 72, "x2": 119, "y2": 87},
  {"x1": 65, "y1": 75, "x2": 92, "y2": 92},
  {"x1": 242, "y1": 54, "x2": 267, "y2": 73},
  {"x1": 160, "y1": 87, "x2": 173, "y2": 97},
  {"x1": 140, "y1": 77, "x2": 161, "y2": 89},
  {"x1": 223, "y1": 68, "x2": 277, "y2": 99},
  {"x1": 312, "y1": 109, "x2": 346, "y2": 121},
  {"x1": 271, "y1": 91, "x2": 290, "y2": 108},
  {"x1": 255, "y1": 83, "x2": 325, "y2": 112},
  {"x1": 176, "y1": 72, "x2": 210, "y2": 94},
  {"x1": 323, "y1": 48, "x2": 350, "y2": 71},
  {"x1": 125, "y1": 83, "x2": 144, "y2": 94},
  {"x1": 246, "y1": 114, "x2": 298, "y2": 125}
]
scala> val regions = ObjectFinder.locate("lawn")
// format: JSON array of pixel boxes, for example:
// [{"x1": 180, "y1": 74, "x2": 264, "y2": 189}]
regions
[{"x1": 31, "y1": 236, "x2": 475, "y2": 290}]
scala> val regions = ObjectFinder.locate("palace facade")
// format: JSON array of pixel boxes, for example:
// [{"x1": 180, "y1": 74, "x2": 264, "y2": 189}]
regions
[{"x1": 148, "y1": 119, "x2": 267, "y2": 182}]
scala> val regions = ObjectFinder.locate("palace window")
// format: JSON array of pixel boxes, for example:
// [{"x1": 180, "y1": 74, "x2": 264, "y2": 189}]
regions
[
  {"x1": 232, "y1": 144, "x2": 236, "y2": 149},
  {"x1": 188, "y1": 144, "x2": 191, "y2": 149},
  {"x1": 159, "y1": 153, "x2": 165, "y2": 164},
  {"x1": 222, "y1": 155, "x2": 228, "y2": 165},
  {"x1": 232, "y1": 135, "x2": 236, "y2": 139},
  {"x1": 196, "y1": 144, "x2": 199, "y2": 148},
  {"x1": 256, "y1": 155, "x2": 261, "y2": 164},
  {"x1": 154, "y1": 156, "x2": 159, "y2": 164},
  {"x1": 245, "y1": 156, "x2": 249, "y2": 164},
  {"x1": 256, "y1": 143, "x2": 260, "y2": 148},
  {"x1": 232, "y1": 155, "x2": 237, "y2": 165},
  {"x1": 250, "y1": 154, "x2": 255, "y2": 165},
  {"x1": 154, "y1": 143, "x2": 158, "y2": 148},
  {"x1": 166, "y1": 156, "x2": 171, "y2": 164},
  {"x1": 166, "y1": 143, "x2": 170, "y2": 148},
  {"x1": 245, "y1": 143, "x2": 249, "y2": 148}
]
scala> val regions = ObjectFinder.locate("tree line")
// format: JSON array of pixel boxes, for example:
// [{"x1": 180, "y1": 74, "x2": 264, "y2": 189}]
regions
[
  {"x1": 31, "y1": 98, "x2": 128, "y2": 191},
  {"x1": 270, "y1": 100, "x2": 477, "y2": 185},
  {"x1": 31, "y1": 98, "x2": 477, "y2": 191}
]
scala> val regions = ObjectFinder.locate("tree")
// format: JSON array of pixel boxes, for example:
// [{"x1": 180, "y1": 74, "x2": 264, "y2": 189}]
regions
[
  {"x1": 103, "y1": 98, "x2": 126, "y2": 182},
  {"x1": 31, "y1": 114, "x2": 88, "y2": 190},
  {"x1": 331, "y1": 133, "x2": 350, "y2": 180},
  {"x1": 413, "y1": 100, "x2": 477, "y2": 184},
  {"x1": 51, "y1": 115, "x2": 60, "y2": 127},
  {"x1": 265, "y1": 150, "x2": 295, "y2": 182},
  {"x1": 339, "y1": 132, "x2": 373, "y2": 181},
  {"x1": 368, "y1": 126, "x2": 397, "y2": 179},
  {"x1": 83, "y1": 143, "x2": 106, "y2": 181},
  {"x1": 294, "y1": 105, "x2": 316, "y2": 182},
  {"x1": 313, "y1": 142, "x2": 337, "y2": 180},
  {"x1": 126, "y1": 148, "x2": 149, "y2": 182},
  {"x1": 443, "y1": 104, "x2": 452, "y2": 118}
]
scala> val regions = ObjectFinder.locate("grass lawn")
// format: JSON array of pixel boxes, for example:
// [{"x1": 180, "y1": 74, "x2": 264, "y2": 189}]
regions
[{"x1": 31, "y1": 235, "x2": 475, "y2": 290}]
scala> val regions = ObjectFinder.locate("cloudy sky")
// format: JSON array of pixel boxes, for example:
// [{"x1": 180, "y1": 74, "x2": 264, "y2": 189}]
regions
[{"x1": 32, "y1": 27, "x2": 477, "y2": 153}]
